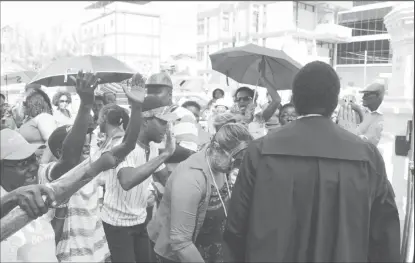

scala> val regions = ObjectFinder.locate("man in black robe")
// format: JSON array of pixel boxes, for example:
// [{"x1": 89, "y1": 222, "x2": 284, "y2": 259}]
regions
[{"x1": 223, "y1": 61, "x2": 400, "y2": 262}]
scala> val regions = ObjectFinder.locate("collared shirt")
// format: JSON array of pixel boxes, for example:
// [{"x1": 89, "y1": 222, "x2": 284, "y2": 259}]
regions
[
  {"x1": 0, "y1": 187, "x2": 57, "y2": 263},
  {"x1": 100, "y1": 141, "x2": 166, "y2": 227},
  {"x1": 354, "y1": 108, "x2": 384, "y2": 146}
]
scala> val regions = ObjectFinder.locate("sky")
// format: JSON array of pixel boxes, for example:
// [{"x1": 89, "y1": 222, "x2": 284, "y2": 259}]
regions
[{"x1": 1, "y1": 1, "x2": 205, "y2": 60}]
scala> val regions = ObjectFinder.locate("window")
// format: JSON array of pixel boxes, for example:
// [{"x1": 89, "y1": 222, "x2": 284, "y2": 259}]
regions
[
  {"x1": 353, "y1": 1, "x2": 382, "y2": 7},
  {"x1": 197, "y1": 18, "x2": 204, "y2": 35},
  {"x1": 293, "y1": 2, "x2": 298, "y2": 26},
  {"x1": 252, "y1": 4, "x2": 259, "y2": 33},
  {"x1": 222, "y1": 12, "x2": 230, "y2": 32},
  {"x1": 336, "y1": 39, "x2": 392, "y2": 65},
  {"x1": 197, "y1": 46, "x2": 204, "y2": 61},
  {"x1": 206, "y1": 18, "x2": 210, "y2": 37},
  {"x1": 339, "y1": 7, "x2": 392, "y2": 36},
  {"x1": 263, "y1": 4, "x2": 267, "y2": 30}
]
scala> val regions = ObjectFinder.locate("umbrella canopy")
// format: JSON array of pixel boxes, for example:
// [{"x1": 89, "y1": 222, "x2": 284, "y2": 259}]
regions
[
  {"x1": 29, "y1": 55, "x2": 134, "y2": 87},
  {"x1": 209, "y1": 44, "x2": 302, "y2": 90},
  {"x1": 1, "y1": 71, "x2": 37, "y2": 86}
]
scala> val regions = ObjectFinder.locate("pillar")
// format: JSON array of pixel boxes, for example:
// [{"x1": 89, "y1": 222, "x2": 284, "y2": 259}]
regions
[{"x1": 382, "y1": 1, "x2": 414, "y2": 225}]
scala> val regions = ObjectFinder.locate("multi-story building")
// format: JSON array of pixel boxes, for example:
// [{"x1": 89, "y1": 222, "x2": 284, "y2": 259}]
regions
[
  {"x1": 80, "y1": 1, "x2": 161, "y2": 103},
  {"x1": 334, "y1": 1, "x2": 395, "y2": 88},
  {"x1": 80, "y1": 1, "x2": 161, "y2": 77},
  {"x1": 196, "y1": 1, "x2": 353, "y2": 84}
]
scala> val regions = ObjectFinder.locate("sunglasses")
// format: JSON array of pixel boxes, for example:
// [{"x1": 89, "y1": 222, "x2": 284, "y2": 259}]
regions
[
  {"x1": 235, "y1": 96, "x2": 252, "y2": 103},
  {"x1": 60, "y1": 100, "x2": 68, "y2": 103},
  {"x1": 3, "y1": 155, "x2": 37, "y2": 168}
]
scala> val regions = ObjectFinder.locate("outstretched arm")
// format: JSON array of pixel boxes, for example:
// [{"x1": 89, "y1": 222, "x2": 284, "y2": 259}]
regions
[{"x1": 50, "y1": 71, "x2": 100, "y2": 181}]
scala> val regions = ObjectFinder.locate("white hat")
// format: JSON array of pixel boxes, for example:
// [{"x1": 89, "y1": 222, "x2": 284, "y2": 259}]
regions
[{"x1": 215, "y1": 98, "x2": 231, "y2": 108}]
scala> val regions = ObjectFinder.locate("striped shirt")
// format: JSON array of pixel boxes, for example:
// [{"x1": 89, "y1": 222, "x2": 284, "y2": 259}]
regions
[
  {"x1": 39, "y1": 159, "x2": 110, "y2": 262},
  {"x1": 100, "y1": 142, "x2": 166, "y2": 227},
  {"x1": 170, "y1": 105, "x2": 199, "y2": 152}
]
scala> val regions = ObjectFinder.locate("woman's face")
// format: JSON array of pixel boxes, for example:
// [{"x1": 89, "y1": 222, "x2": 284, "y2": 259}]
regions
[
  {"x1": 279, "y1": 106, "x2": 298, "y2": 126},
  {"x1": 59, "y1": 95, "x2": 69, "y2": 110},
  {"x1": 209, "y1": 143, "x2": 247, "y2": 174}
]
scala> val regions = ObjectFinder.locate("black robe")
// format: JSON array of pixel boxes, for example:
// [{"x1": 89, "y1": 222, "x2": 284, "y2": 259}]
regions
[{"x1": 224, "y1": 116, "x2": 400, "y2": 262}]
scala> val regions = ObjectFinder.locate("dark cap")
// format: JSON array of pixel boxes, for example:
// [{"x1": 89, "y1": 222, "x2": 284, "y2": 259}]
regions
[
  {"x1": 360, "y1": 82, "x2": 385, "y2": 94},
  {"x1": 142, "y1": 96, "x2": 180, "y2": 122},
  {"x1": 47, "y1": 125, "x2": 95, "y2": 158}
]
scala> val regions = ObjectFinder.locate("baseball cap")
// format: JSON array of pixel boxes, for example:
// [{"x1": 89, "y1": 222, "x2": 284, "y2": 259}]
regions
[
  {"x1": 360, "y1": 82, "x2": 385, "y2": 93},
  {"x1": 142, "y1": 96, "x2": 180, "y2": 122},
  {"x1": 0, "y1": 128, "x2": 43, "y2": 160},
  {"x1": 48, "y1": 125, "x2": 95, "y2": 158}
]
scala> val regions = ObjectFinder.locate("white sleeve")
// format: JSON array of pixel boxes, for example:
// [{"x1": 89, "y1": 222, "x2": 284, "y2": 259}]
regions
[
  {"x1": 115, "y1": 150, "x2": 136, "y2": 176},
  {"x1": 155, "y1": 163, "x2": 166, "y2": 173}
]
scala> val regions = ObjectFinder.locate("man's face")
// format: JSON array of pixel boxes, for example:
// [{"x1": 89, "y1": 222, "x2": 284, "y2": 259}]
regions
[
  {"x1": 55, "y1": 134, "x2": 91, "y2": 161},
  {"x1": 104, "y1": 93, "x2": 116, "y2": 105},
  {"x1": 0, "y1": 96, "x2": 5, "y2": 105},
  {"x1": 93, "y1": 99, "x2": 104, "y2": 118},
  {"x1": 1, "y1": 154, "x2": 39, "y2": 191},
  {"x1": 213, "y1": 90, "x2": 224, "y2": 100},
  {"x1": 185, "y1": 106, "x2": 200, "y2": 122},
  {"x1": 81, "y1": 133, "x2": 92, "y2": 160},
  {"x1": 146, "y1": 117, "x2": 168, "y2": 143},
  {"x1": 146, "y1": 86, "x2": 172, "y2": 106},
  {"x1": 235, "y1": 90, "x2": 253, "y2": 113},
  {"x1": 362, "y1": 91, "x2": 382, "y2": 108}
]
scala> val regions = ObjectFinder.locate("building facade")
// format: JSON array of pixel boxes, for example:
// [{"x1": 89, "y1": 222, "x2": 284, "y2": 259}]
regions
[
  {"x1": 335, "y1": 1, "x2": 395, "y2": 88},
  {"x1": 80, "y1": 1, "x2": 161, "y2": 77},
  {"x1": 196, "y1": 1, "x2": 353, "y2": 84}
]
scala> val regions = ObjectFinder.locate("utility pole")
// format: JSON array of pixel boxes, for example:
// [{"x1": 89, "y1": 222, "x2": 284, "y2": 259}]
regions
[{"x1": 363, "y1": 50, "x2": 367, "y2": 88}]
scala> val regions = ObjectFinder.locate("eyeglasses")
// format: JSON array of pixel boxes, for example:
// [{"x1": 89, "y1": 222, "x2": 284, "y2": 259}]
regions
[
  {"x1": 3, "y1": 155, "x2": 37, "y2": 168},
  {"x1": 60, "y1": 100, "x2": 68, "y2": 103},
  {"x1": 235, "y1": 96, "x2": 252, "y2": 103}
]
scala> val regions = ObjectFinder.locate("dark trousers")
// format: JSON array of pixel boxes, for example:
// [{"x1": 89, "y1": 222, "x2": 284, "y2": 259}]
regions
[
  {"x1": 150, "y1": 241, "x2": 179, "y2": 263},
  {"x1": 103, "y1": 207, "x2": 156, "y2": 263}
]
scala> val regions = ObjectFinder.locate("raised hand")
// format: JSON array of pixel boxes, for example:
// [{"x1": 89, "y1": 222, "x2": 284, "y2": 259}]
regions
[
  {"x1": 337, "y1": 104, "x2": 359, "y2": 132},
  {"x1": 122, "y1": 73, "x2": 146, "y2": 106},
  {"x1": 69, "y1": 70, "x2": 100, "y2": 106},
  {"x1": 164, "y1": 122, "x2": 176, "y2": 156}
]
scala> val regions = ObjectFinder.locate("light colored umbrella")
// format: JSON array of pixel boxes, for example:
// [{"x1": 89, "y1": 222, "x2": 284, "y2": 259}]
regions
[
  {"x1": 30, "y1": 55, "x2": 134, "y2": 87},
  {"x1": 209, "y1": 43, "x2": 302, "y2": 90},
  {"x1": 1, "y1": 71, "x2": 37, "y2": 86}
]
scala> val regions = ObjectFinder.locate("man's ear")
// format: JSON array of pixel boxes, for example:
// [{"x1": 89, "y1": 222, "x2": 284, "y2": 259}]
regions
[{"x1": 56, "y1": 148, "x2": 63, "y2": 159}]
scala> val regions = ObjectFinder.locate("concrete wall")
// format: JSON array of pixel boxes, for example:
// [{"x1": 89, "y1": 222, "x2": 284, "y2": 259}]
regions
[{"x1": 335, "y1": 64, "x2": 392, "y2": 88}]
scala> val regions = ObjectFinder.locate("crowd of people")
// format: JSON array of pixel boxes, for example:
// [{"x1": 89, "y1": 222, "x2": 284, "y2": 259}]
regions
[{"x1": 0, "y1": 60, "x2": 400, "y2": 263}]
